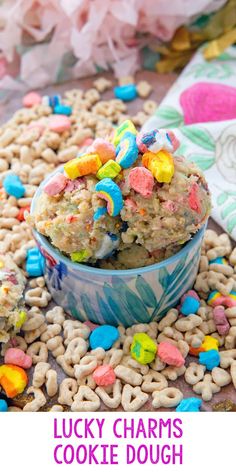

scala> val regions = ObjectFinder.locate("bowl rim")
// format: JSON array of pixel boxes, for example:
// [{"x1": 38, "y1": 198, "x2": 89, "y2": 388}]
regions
[
  {"x1": 31, "y1": 167, "x2": 206, "y2": 277},
  {"x1": 32, "y1": 225, "x2": 205, "y2": 278}
]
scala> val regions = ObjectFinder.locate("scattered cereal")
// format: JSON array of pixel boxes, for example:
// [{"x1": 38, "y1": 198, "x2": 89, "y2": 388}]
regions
[{"x1": 0, "y1": 81, "x2": 235, "y2": 413}]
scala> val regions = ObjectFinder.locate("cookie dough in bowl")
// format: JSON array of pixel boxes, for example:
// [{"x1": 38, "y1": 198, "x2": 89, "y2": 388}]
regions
[
  {"x1": 30, "y1": 122, "x2": 211, "y2": 269},
  {"x1": 32, "y1": 174, "x2": 121, "y2": 263},
  {"x1": 30, "y1": 122, "x2": 211, "y2": 326},
  {"x1": 119, "y1": 155, "x2": 210, "y2": 256}
]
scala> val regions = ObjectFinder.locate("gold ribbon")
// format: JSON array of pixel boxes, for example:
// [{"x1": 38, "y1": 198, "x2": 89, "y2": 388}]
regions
[
  {"x1": 155, "y1": 0, "x2": 236, "y2": 73},
  {"x1": 204, "y1": 27, "x2": 236, "y2": 59}
]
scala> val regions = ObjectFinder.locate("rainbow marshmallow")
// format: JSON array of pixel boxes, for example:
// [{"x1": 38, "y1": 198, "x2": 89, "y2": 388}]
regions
[
  {"x1": 112, "y1": 120, "x2": 137, "y2": 147},
  {"x1": 95, "y1": 178, "x2": 123, "y2": 217},
  {"x1": 116, "y1": 132, "x2": 139, "y2": 169},
  {"x1": 207, "y1": 290, "x2": 236, "y2": 308},
  {"x1": 209, "y1": 257, "x2": 228, "y2": 265}
]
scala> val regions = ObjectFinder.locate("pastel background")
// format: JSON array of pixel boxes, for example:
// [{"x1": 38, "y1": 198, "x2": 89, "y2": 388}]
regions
[
  {"x1": 143, "y1": 46, "x2": 236, "y2": 239},
  {"x1": 0, "y1": 0, "x2": 229, "y2": 99}
]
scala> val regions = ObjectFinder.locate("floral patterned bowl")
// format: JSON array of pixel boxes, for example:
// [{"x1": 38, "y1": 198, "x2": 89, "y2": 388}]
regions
[{"x1": 31, "y1": 178, "x2": 205, "y2": 327}]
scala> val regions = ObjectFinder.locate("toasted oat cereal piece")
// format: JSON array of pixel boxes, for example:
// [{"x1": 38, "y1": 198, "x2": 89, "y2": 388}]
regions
[
  {"x1": 93, "y1": 77, "x2": 112, "y2": 92},
  {"x1": 137, "y1": 81, "x2": 152, "y2": 98}
]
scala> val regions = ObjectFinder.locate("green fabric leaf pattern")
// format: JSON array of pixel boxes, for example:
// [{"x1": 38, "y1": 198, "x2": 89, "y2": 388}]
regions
[
  {"x1": 217, "y1": 193, "x2": 229, "y2": 205},
  {"x1": 218, "y1": 52, "x2": 235, "y2": 61},
  {"x1": 216, "y1": 192, "x2": 236, "y2": 234},
  {"x1": 181, "y1": 127, "x2": 215, "y2": 151},
  {"x1": 221, "y1": 201, "x2": 236, "y2": 219},
  {"x1": 155, "y1": 106, "x2": 183, "y2": 127},
  {"x1": 188, "y1": 152, "x2": 215, "y2": 170},
  {"x1": 175, "y1": 143, "x2": 187, "y2": 155},
  {"x1": 227, "y1": 214, "x2": 236, "y2": 234},
  {"x1": 184, "y1": 63, "x2": 234, "y2": 80}
]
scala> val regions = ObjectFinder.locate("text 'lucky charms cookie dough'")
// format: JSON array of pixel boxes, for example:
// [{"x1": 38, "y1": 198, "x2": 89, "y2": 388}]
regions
[{"x1": 30, "y1": 121, "x2": 211, "y2": 269}]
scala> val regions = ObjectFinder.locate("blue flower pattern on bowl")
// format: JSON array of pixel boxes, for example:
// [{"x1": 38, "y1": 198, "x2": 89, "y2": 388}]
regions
[
  {"x1": 47, "y1": 261, "x2": 68, "y2": 291},
  {"x1": 37, "y1": 227, "x2": 203, "y2": 327},
  {"x1": 32, "y1": 164, "x2": 206, "y2": 327}
]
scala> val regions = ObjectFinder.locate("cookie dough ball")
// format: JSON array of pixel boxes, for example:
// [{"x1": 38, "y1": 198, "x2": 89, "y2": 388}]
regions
[
  {"x1": 120, "y1": 156, "x2": 211, "y2": 254},
  {"x1": 99, "y1": 245, "x2": 155, "y2": 270},
  {"x1": 32, "y1": 176, "x2": 121, "y2": 262},
  {"x1": 31, "y1": 124, "x2": 211, "y2": 270},
  {"x1": 0, "y1": 255, "x2": 26, "y2": 342}
]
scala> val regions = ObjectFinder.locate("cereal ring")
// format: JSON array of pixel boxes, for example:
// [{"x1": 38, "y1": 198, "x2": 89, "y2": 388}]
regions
[
  {"x1": 152, "y1": 387, "x2": 183, "y2": 408},
  {"x1": 95, "y1": 379, "x2": 121, "y2": 409},
  {"x1": 71, "y1": 386, "x2": 100, "y2": 412},
  {"x1": 142, "y1": 370, "x2": 168, "y2": 393},
  {"x1": 121, "y1": 385, "x2": 148, "y2": 412},
  {"x1": 193, "y1": 374, "x2": 220, "y2": 401}
]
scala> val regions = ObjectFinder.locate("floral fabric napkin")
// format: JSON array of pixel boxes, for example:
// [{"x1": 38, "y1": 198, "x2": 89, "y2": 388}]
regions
[{"x1": 142, "y1": 46, "x2": 236, "y2": 239}]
